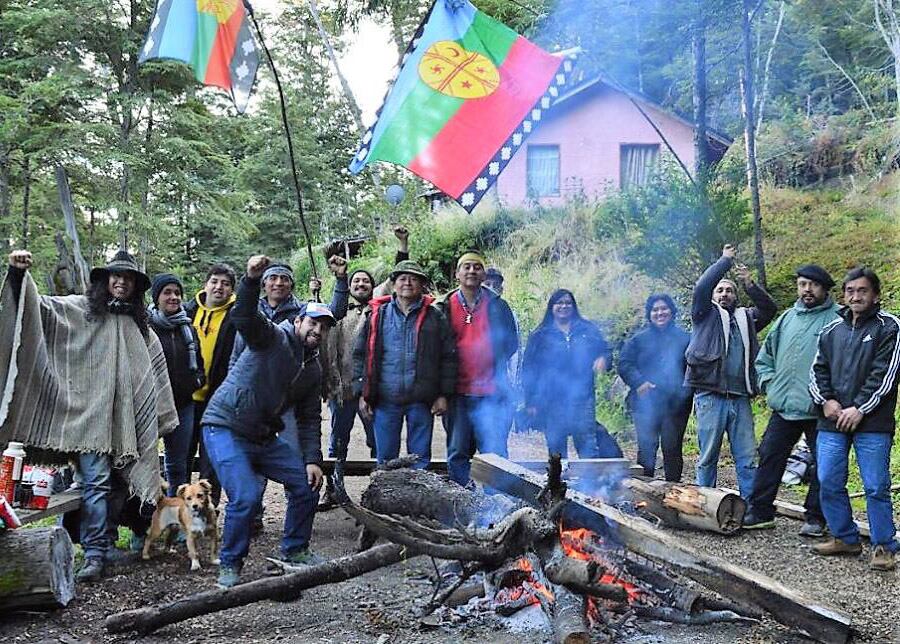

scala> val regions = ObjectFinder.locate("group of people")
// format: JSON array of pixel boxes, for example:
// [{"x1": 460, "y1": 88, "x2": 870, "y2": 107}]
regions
[
  {"x1": 618, "y1": 245, "x2": 898, "y2": 572},
  {"x1": 1, "y1": 233, "x2": 896, "y2": 590}
]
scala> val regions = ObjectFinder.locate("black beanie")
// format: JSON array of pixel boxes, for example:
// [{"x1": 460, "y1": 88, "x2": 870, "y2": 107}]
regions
[{"x1": 151, "y1": 273, "x2": 184, "y2": 306}]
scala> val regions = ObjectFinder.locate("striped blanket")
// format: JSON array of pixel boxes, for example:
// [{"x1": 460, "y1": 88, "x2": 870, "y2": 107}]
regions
[{"x1": 0, "y1": 271, "x2": 177, "y2": 504}]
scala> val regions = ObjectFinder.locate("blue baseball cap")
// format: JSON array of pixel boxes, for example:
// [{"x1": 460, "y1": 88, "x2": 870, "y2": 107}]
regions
[{"x1": 301, "y1": 301, "x2": 336, "y2": 326}]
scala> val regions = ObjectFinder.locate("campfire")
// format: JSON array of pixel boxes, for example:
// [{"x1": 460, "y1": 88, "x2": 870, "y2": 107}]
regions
[{"x1": 335, "y1": 455, "x2": 761, "y2": 643}]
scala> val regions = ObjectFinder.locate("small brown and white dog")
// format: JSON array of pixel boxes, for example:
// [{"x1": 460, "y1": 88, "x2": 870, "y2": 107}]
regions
[{"x1": 142, "y1": 479, "x2": 219, "y2": 571}]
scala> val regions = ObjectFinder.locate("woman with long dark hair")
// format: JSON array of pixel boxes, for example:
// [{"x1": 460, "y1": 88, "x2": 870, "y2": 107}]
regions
[
  {"x1": 618, "y1": 294, "x2": 692, "y2": 481},
  {"x1": 521, "y1": 289, "x2": 613, "y2": 457}
]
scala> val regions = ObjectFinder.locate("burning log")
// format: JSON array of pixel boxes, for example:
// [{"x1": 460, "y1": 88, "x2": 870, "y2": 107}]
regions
[
  {"x1": 471, "y1": 454, "x2": 852, "y2": 644},
  {"x1": 628, "y1": 605, "x2": 759, "y2": 626},
  {"x1": 623, "y1": 477, "x2": 746, "y2": 535},
  {"x1": 105, "y1": 543, "x2": 406, "y2": 634},
  {"x1": 0, "y1": 526, "x2": 75, "y2": 611}
]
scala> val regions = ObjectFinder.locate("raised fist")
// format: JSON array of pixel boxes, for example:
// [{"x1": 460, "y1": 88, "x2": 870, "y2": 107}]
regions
[
  {"x1": 246, "y1": 255, "x2": 271, "y2": 279},
  {"x1": 722, "y1": 244, "x2": 737, "y2": 260},
  {"x1": 8, "y1": 250, "x2": 33, "y2": 270},
  {"x1": 327, "y1": 255, "x2": 348, "y2": 278}
]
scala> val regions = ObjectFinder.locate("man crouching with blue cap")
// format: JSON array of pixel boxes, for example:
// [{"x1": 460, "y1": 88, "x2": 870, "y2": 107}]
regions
[{"x1": 201, "y1": 254, "x2": 335, "y2": 588}]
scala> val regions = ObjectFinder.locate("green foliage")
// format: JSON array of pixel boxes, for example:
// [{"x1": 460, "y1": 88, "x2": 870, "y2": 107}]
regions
[{"x1": 594, "y1": 160, "x2": 752, "y2": 290}]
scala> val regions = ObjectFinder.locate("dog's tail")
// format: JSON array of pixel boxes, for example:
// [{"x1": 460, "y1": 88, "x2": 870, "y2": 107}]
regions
[{"x1": 160, "y1": 478, "x2": 170, "y2": 492}]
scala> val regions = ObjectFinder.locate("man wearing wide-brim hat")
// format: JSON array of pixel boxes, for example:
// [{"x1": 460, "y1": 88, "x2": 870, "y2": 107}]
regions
[
  {"x1": 352, "y1": 259, "x2": 457, "y2": 470},
  {"x1": 0, "y1": 248, "x2": 177, "y2": 583}
]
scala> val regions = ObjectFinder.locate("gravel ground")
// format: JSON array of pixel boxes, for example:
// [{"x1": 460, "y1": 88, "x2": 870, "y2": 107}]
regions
[{"x1": 1, "y1": 414, "x2": 898, "y2": 643}]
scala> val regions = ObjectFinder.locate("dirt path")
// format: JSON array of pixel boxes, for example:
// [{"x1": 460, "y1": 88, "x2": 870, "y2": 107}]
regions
[{"x1": 2, "y1": 410, "x2": 898, "y2": 643}]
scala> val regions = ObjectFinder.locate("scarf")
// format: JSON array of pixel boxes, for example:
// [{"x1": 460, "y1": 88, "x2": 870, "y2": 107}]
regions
[{"x1": 149, "y1": 306, "x2": 200, "y2": 373}]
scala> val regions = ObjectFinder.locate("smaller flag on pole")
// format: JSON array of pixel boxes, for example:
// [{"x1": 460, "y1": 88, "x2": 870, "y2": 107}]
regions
[
  {"x1": 349, "y1": 0, "x2": 575, "y2": 212},
  {"x1": 139, "y1": 0, "x2": 259, "y2": 113}
]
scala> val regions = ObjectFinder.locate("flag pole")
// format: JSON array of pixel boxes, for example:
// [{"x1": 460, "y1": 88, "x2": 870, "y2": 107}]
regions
[{"x1": 242, "y1": 0, "x2": 320, "y2": 289}]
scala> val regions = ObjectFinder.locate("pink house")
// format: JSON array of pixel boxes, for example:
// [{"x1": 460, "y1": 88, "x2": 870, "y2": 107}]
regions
[{"x1": 489, "y1": 75, "x2": 732, "y2": 209}]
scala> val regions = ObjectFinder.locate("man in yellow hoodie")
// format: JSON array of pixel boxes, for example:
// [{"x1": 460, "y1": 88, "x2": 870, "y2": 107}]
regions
[{"x1": 184, "y1": 263, "x2": 238, "y2": 506}]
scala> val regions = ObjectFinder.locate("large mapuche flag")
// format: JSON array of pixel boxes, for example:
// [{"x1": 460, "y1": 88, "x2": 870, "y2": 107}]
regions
[
  {"x1": 349, "y1": 0, "x2": 574, "y2": 212},
  {"x1": 139, "y1": 0, "x2": 259, "y2": 113}
]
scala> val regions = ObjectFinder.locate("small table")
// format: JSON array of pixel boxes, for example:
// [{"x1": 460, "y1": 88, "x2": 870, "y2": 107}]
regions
[{"x1": 16, "y1": 490, "x2": 82, "y2": 526}]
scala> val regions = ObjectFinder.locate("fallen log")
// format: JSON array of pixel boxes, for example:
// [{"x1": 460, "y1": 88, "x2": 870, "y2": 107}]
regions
[
  {"x1": 0, "y1": 525, "x2": 75, "y2": 611},
  {"x1": 629, "y1": 605, "x2": 759, "y2": 625},
  {"x1": 105, "y1": 543, "x2": 407, "y2": 634},
  {"x1": 471, "y1": 454, "x2": 852, "y2": 644},
  {"x1": 624, "y1": 477, "x2": 746, "y2": 534},
  {"x1": 361, "y1": 467, "x2": 484, "y2": 526}
]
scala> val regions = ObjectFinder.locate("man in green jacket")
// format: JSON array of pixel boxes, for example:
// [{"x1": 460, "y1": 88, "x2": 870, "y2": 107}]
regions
[{"x1": 743, "y1": 265, "x2": 840, "y2": 535}]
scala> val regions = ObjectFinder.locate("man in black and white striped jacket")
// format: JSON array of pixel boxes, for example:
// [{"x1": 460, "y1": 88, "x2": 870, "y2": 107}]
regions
[{"x1": 809, "y1": 267, "x2": 899, "y2": 571}]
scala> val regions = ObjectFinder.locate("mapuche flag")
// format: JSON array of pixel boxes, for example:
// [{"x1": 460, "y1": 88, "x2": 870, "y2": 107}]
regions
[
  {"x1": 349, "y1": 0, "x2": 574, "y2": 212},
  {"x1": 139, "y1": 0, "x2": 259, "y2": 113}
]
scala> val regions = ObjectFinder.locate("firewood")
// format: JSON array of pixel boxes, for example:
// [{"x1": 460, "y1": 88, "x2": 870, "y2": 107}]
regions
[
  {"x1": 105, "y1": 543, "x2": 407, "y2": 634},
  {"x1": 623, "y1": 477, "x2": 746, "y2": 534},
  {"x1": 630, "y1": 604, "x2": 759, "y2": 625},
  {"x1": 0, "y1": 526, "x2": 75, "y2": 610},
  {"x1": 550, "y1": 583, "x2": 591, "y2": 644},
  {"x1": 471, "y1": 454, "x2": 853, "y2": 644}
]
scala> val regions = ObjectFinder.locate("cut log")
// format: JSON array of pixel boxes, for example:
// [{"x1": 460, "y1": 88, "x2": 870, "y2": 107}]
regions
[
  {"x1": 105, "y1": 543, "x2": 406, "y2": 634},
  {"x1": 551, "y1": 583, "x2": 590, "y2": 644},
  {"x1": 624, "y1": 477, "x2": 746, "y2": 534},
  {"x1": 471, "y1": 454, "x2": 852, "y2": 644},
  {"x1": 0, "y1": 526, "x2": 75, "y2": 610},
  {"x1": 361, "y1": 467, "x2": 483, "y2": 526}
]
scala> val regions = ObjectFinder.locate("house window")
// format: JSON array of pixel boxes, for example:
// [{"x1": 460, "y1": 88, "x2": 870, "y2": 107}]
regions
[
  {"x1": 526, "y1": 145, "x2": 560, "y2": 197},
  {"x1": 620, "y1": 144, "x2": 660, "y2": 189}
]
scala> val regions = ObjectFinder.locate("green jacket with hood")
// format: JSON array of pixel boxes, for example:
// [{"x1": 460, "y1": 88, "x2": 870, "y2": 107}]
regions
[{"x1": 755, "y1": 297, "x2": 840, "y2": 420}]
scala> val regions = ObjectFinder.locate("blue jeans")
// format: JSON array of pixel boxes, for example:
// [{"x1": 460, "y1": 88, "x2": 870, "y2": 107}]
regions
[
  {"x1": 694, "y1": 392, "x2": 757, "y2": 497},
  {"x1": 77, "y1": 453, "x2": 130, "y2": 560},
  {"x1": 163, "y1": 404, "x2": 196, "y2": 496},
  {"x1": 446, "y1": 395, "x2": 509, "y2": 485},
  {"x1": 817, "y1": 431, "x2": 899, "y2": 551},
  {"x1": 202, "y1": 424, "x2": 318, "y2": 569},
  {"x1": 373, "y1": 401, "x2": 433, "y2": 468},
  {"x1": 329, "y1": 397, "x2": 376, "y2": 460}
]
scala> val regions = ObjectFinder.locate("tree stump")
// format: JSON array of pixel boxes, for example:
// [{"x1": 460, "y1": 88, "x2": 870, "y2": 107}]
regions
[{"x1": 0, "y1": 526, "x2": 75, "y2": 610}]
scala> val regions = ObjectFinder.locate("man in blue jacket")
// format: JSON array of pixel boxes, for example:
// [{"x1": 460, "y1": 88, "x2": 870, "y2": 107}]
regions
[
  {"x1": 809, "y1": 267, "x2": 899, "y2": 571},
  {"x1": 685, "y1": 245, "x2": 777, "y2": 498},
  {"x1": 743, "y1": 265, "x2": 839, "y2": 535},
  {"x1": 202, "y1": 255, "x2": 334, "y2": 588}
]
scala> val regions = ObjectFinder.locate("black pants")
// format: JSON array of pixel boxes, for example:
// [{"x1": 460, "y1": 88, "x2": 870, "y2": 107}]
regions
[
  {"x1": 748, "y1": 413, "x2": 823, "y2": 522},
  {"x1": 633, "y1": 396, "x2": 691, "y2": 482},
  {"x1": 186, "y1": 401, "x2": 222, "y2": 507}
]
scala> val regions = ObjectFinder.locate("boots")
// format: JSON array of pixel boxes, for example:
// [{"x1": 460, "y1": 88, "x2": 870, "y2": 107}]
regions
[
  {"x1": 812, "y1": 537, "x2": 862, "y2": 557},
  {"x1": 870, "y1": 545, "x2": 896, "y2": 571}
]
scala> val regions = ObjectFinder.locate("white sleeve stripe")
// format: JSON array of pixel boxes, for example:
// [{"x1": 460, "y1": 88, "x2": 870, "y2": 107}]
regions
[
  {"x1": 809, "y1": 348, "x2": 827, "y2": 404},
  {"x1": 858, "y1": 313, "x2": 900, "y2": 414},
  {"x1": 808, "y1": 319, "x2": 841, "y2": 405}
]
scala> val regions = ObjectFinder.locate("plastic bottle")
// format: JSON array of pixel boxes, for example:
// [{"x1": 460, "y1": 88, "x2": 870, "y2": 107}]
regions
[{"x1": 0, "y1": 441, "x2": 26, "y2": 504}]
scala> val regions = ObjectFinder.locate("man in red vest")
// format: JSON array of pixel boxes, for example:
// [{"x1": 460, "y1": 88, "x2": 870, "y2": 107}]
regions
[{"x1": 438, "y1": 251, "x2": 518, "y2": 485}]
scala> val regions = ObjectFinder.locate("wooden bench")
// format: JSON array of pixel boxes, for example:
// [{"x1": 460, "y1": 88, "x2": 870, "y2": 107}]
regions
[{"x1": 17, "y1": 490, "x2": 82, "y2": 526}]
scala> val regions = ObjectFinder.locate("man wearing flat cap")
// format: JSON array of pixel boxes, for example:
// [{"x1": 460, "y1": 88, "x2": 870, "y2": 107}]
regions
[
  {"x1": 1, "y1": 249, "x2": 177, "y2": 582},
  {"x1": 353, "y1": 260, "x2": 457, "y2": 469},
  {"x1": 743, "y1": 265, "x2": 839, "y2": 535}
]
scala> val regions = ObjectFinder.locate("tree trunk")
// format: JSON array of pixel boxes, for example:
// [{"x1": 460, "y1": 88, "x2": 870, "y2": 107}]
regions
[
  {"x1": 691, "y1": 0, "x2": 710, "y2": 178},
  {"x1": 0, "y1": 144, "x2": 10, "y2": 231},
  {"x1": 361, "y1": 467, "x2": 482, "y2": 526},
  {"x1": 21, "y1": 156, "x2": 30, "y2": 248},
  {"x1": 623, "y1": 477, "x2": 747, "y2": 534},
  {"x1": 105, "y1": 543, "x2": 406, "y2": 634},
  {"x1": 740, "y1": 0, "x2": 767, "y2": 288},
  {"x1": 0, "y1": 526, "x2": 75, "y2": 610},
  {"x1": 756, "y1": 1, "x2": 786, "y2": 132}
]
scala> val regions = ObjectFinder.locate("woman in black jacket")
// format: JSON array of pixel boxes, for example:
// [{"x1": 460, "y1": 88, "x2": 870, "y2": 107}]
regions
[
  {"x1": 618, "y1": 294, "x2": 691, "y2": 481},
  {"x1": 149, "y1": 273, "x2": 205, "y2": 495},
  {"x1": 521, "y1": 289, "x2": 614, "y2": 458}
]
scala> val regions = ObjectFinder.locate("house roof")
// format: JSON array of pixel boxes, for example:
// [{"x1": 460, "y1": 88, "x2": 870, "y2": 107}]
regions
[{"x1": 553, "y1": 72, "x2": 733, "y2": 152}]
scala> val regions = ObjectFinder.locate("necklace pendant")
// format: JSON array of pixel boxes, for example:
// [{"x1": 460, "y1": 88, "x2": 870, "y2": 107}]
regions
[{"x1": 465, "y1": 313, "x2": 472, "y2": 324}]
